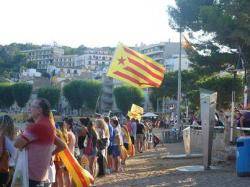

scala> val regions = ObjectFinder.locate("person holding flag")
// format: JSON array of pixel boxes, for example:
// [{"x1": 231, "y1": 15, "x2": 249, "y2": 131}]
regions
[{"x1": 14, "y1": 98, "x2": 66, "y2": 187}]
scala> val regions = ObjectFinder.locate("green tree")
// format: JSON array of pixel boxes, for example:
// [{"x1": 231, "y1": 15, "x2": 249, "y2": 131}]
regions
[
  {"x1": 168, "y1": 0, "x2": 250, "y2": 103},
  {"x1": 37, "y1": 87, "x2": 61, "y2": 108},
  {"x1": 82, "y1": 80, "x2": 102, "y2": 111},
  {"x1": 63, "y1": 80, "x2": 102, "y2": 111},
  {"x1": 114, "y1": 85, "x2": 144, "y2": 114},
  {"x1": 197, "y1": 75, "x2": 243, "y2": 109},
  {"x1": 150, "y1": 70, "x2": 200, "y2": 110},
  {"x1": 12, "y1": 82, "x2": 32, "y2": 108},
  {"x1": 63, "y1": 80, "x2": 85, "y2": 110},
  {"x1": 0, "y1": 83, "x2": 14, "y2": 109},
  {"x1": 169, "y1": 0, "x2": 250, "y2": 49},
  {"x1": 0, "y1": 43, "x2": 38, "y2": 77},
  {"x1": 23, "y1": 61, "x2": 37, "y2": 69}
]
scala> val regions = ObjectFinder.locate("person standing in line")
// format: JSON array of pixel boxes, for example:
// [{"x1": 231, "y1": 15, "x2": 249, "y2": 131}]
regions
[
  {"x1": 120, "y1": 122, "x2": 130, "y2": 167},
  {"x1": 130, "y1": 118, "x2": 137, "y2": 146},
  {"x1": 84, "y1": 120, "x2": 98, "y2": 176},
  {"x1": 53, "y1": 122, "x2": 68, "y2": 187},
  {"x1": 110, "y1": 118, "x2": 123, "y2": 172},
  {"x1": 62, "y1": 117, "x2": 76, "y2": 187},
  {"x1": 14, "y1": 98, "x2": 66, "y2": 187},
  {"x1": 104, "y1": 116, "x2": 114, "y2": 174},
  {"x1": 136, "y1": 120, "x2": 145, "y2": 153},
  {"x1": 95, "y1": 119, "x2": 110, "y2": 176},
  {"x1": 95, "y1": 119, "x2": 109, "y2": 158},
  {"x1": 0, "y1": 115, "x2": 17, "y2": 187},
  {"x1": 125, "y1": 116, "x2": 132, "y2": 136},
  {"x1": 78, "y1": 118, "x2": 89, "y2": 157},
  {"x1": 63, "y1": 117, "x2": 76, "y2": 155}
]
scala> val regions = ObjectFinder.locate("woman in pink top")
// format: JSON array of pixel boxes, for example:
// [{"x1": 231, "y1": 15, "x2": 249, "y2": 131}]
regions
[{"x1": 14, "y1": 98, "x2": 66, "y2": 187}]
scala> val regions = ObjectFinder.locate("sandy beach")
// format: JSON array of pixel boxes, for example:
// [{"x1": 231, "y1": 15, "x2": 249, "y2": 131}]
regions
[{"x1": 95, "y1": 142, "x2": 249, "y2": 187}]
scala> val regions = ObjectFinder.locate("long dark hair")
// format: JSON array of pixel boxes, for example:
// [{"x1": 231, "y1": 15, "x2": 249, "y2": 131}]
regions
[
  {"x1": 79, "y1": 117, "x2": 90, "y2": 127},
  {"x1": 36, "y1": 98, "x2": 51, "y2": 117},
  {"x1": 63, "y1": 117, "x2": 74, "y2": 130},
  {"x1": 0, "y1": 115, "x2": 15, "y2": 140}
]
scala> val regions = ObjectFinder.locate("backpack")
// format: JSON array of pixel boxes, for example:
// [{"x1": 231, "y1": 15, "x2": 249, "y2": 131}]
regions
[{"x1": 0, "y1": 136, "x2": 9, "y2": 173}]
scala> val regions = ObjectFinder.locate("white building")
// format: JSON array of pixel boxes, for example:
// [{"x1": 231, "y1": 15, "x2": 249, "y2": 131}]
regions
[
  {"x1": 140, "y1": 42, "x2": 191, "y2": 72},
  {"x1": 21, "y1": 68, "x2": 41, "y2": 78},
  {"x1": 23, "y1": 46, "x2": 64, "y2": 70},
  {"x1": 77, "y1": 49, "x2": 113, "y2": 71},
  {"x1": 165, "y1": 54, "x2": 191, "y2": 72},
  {"x1": 140, "y1": 42, "x2": 192, "y2": 112}
]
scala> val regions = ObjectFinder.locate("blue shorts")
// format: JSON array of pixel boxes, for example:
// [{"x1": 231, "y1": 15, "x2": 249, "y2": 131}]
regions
[{"x1": 112, "y1": 145, "x2": 121, "y2": 157}]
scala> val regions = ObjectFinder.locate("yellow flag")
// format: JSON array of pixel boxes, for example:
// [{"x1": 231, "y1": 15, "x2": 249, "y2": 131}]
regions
[
  {"x1": 131, "y1": 104, "x2": 144, "y2": 115},
  {"x1": 107, "y1": 43, "x2": 165, "y2": 88},
  {"x1": 127, "y1": 104, "x2": 143, "y2": 120},
  {"x1": 127, "y1": 111, "x2": 141, "y2": 121}
]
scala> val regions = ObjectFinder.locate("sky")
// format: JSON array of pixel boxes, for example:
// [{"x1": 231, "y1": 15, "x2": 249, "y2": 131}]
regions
[{"x1": 0, "y1": 0, "x2": 178, "y2": 48}]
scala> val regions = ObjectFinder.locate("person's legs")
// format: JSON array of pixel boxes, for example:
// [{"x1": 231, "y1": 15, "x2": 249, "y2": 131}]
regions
[
  {"x1": 64, "y1": 169, "x2": 72, "y2": 187},
  {"x1": 107, "y1": 146, "x2": 113, "y2": 173},
  {"x1": 53, "y1": 162, "x2": 65, "y2": 187},
  {"x1": 137, "y1": 134, "x2": 143, "y2": 153},
  {"x1": 88, "y1": 156, "x2": 97, "y2": 176},
  {"x1": 136, "y1": 136, "x2": 140, "y2": 153},
  {"x1": 57, "y1": 168, "x2": 65, "y2": 187},
  {"x1": 0, "y1": 172, "x2": 9, "y2": 187},
  {"x1": 130, "y1": 136, "x2": 134, "y2": 145},
  {"x1": 112, "y1": 145, "x2": 121, "y2": 172},
  {"x1": 144, "y1": 138, "x2": 147, "y2": 151},
  {"x1": 7, "y1": 167, "x2": 14, "y2": 187},
  {"x1": 140, "y1": 137, "x2": 143, "y2": 152}
]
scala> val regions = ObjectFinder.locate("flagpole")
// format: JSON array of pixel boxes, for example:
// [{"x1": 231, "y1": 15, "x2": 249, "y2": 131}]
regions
[{"x1": 177, "y1": 24, "x2": 182, "y2": 129}]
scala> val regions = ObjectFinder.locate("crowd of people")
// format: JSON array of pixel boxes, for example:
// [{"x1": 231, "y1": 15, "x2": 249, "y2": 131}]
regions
[{"x1": 0, "y1": 98, "x2": 160, "y2": 187}]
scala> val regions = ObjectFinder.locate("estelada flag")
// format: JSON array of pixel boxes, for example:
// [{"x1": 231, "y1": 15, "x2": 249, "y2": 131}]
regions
[{"x1": 107, "y1": 43, "x2": 165, "y2": 88}]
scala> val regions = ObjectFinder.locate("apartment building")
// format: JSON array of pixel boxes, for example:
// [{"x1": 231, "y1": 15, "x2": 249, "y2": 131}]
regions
[
  {"x1": 140, "y1": 42, "x2": 191, "y2": 113},
  {"x1": 140, "y1": 42, "x2": 191, "y2": 72},
  {"x1": 24, "y1": 46, "x2": 64, "y2": 70}
]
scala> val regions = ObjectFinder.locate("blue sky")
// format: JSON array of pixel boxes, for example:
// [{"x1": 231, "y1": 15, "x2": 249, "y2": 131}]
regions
[{"x1": 0, "y1": 0, "x2": 178, "y2": 47}]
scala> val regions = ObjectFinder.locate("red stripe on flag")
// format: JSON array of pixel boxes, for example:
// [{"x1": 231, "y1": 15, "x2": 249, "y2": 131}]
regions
[
  {"x1": 124, "y1": 47, "x2": 165, "y2": 73},
  {"x1": 64, "y1": 149, "x2": 91, "y2": 186},
  {"x1": 124, "y1": 66, "x2": 160, "y2": 87},
  {"x1": 127, "y1": 57, "x2": 164, "y2": 81},
  {"x1": 113, "y1": 71, "x2": 141, "y2": 85}
]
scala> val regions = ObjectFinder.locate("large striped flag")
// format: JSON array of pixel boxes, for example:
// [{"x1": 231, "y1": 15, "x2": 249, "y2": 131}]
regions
[
  {"x1": 49, "y1": 112, "x2": 94, "y2": 187},
  {"x1": 107, "y1": 43, "x2": 165, "y2": 88}
]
